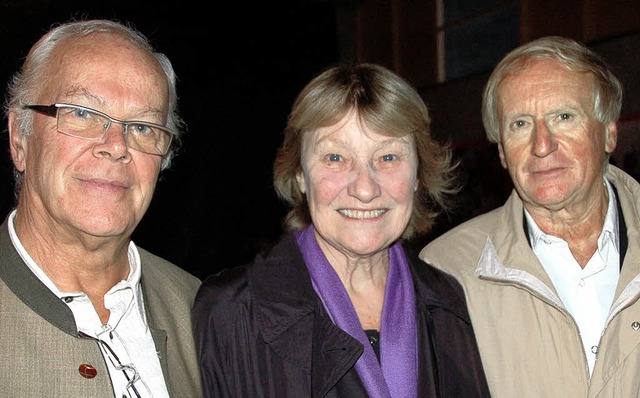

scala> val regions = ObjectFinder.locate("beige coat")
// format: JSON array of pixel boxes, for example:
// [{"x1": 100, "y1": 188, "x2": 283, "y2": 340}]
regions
[
  {"x1": 0, "y1": 218, "x2": 203, "y2": 397},
  {"x1": 420, "y1": 165, "x2": 640, "y2": 398}
]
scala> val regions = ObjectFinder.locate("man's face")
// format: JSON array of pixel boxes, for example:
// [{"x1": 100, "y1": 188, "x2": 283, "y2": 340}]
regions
[
  {"x1": 497, "y1": 59, "x2": 617, "y2": 214},
  {"x1": 10, "y1": 33, "x2": 170, "y2": 242}
]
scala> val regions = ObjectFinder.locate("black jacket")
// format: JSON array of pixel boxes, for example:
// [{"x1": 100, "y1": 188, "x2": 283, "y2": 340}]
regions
[{"x1": 192, "y1": 232, "x2": 490, "y2": 397}]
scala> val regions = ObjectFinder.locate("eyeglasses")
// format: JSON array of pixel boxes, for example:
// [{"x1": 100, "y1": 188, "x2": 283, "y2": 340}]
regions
[
  {"x1": 78, "y1": 331, "x2": 143, "y2": 398},
  {"x1": 24, "y1": 103, "x2": 174, "y2": 156}
]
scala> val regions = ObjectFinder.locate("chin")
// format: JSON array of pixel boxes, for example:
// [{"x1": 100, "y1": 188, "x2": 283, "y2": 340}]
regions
[{"x1": 76, "y1": 216, "x2": 129, "y2": 237}]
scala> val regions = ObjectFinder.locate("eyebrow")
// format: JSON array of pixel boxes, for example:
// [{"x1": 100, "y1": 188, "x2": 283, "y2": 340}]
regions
[{"x1": 62, "y1": 86, "x2": 165, "y2": 120}]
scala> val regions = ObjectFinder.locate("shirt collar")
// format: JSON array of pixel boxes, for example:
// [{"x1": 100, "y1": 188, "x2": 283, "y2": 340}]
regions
[{"x1": 7, "y1": 209, "x2": 146, "y2": 329}]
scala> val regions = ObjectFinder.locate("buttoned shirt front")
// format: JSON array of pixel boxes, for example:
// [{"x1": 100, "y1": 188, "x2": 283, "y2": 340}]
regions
[
  {"x1": 7, "y1": 209, "x2": 170, "y2": 397},
  {"x1": 525, "y1": 179, "x2": 620, "y2": 376}
]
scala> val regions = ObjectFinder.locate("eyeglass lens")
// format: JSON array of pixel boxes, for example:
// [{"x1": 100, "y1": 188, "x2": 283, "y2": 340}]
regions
[{"x1": 56, "y1": 106, "x2": 172, "y2": 156}]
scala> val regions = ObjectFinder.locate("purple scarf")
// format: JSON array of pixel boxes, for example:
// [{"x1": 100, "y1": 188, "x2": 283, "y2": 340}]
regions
[{"x1": 295, "y1": 225, "x2": 418, "y2": 398}]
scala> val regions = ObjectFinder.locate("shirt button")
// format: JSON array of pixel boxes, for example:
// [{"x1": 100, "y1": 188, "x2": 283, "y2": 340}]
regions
[
  {"x1": 591, "y1": 345, "x2": 598, "y2": 354},
  {"x1": 78, "y1": 363, "x2": 97, "y2": 378}
]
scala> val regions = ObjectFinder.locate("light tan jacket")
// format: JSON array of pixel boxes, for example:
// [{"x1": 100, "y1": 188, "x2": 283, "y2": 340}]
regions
[
  {"x1": 0, "y1": 217, "x2": 203, "y2": 397},
  {"x1": 420, "y1": 165, "x2": 640, "y2": 398}
]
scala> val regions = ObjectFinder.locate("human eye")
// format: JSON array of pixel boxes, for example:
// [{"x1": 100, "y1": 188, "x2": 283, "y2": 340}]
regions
[
  {"x1": 557, "y1": 113, "x2": 573, "y2": 122},
  {"x1": 58, "y1": 106, "x2": 104, "y2": 132},
  {"x1": 72, "y1": 108, "x2": 92, "y2": 119},
  {"x1": 374, "y1": 153, "x2": 399, "y2": 170},
  {"x1": 548, "y1": 112, "x2": 577, "y2": 131},
  {"x1": 325, "y1": 153, "x2": 342, "y2": 162},
  {"x1": 58, "y1": 106, "x2": 92, "y2": 120},
  {"x1": 511, "y1": 119, "x2": 527, "y2": 129},
  {"x1": 128, "y1": 123, "x2": 155, "y2": 136}
]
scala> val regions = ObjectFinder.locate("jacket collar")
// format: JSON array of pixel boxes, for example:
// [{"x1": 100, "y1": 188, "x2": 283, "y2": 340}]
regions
[
  {"x1": 251, "y1": 234, "x2": 472, "y2": 335},
  {"x1": 404, "y1": 243, "x2": 472, "y2": 323},
  {"x1": 0, "y1": 216, "x2": 170, "y2": 377},
  {"x1": 249, "y1": 232, "x2": 318, "y2": 342},
  {"x1": 479, "y1": 190, "x2": 562, "y2": 287},
  {"x1": 248, "y1": 232, "x2": 363, "y2": 395},
  {"x1": 0, "y1": 216, "x2": 77, "y2": 335},
  {"x1": 478, "y1": 165, "x2": 640, "y2": 296}
]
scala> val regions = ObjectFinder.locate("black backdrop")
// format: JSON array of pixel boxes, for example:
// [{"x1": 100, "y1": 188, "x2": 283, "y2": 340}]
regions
[{"x1": 0, "y1": 1, "x2": 340, "y2": 279}]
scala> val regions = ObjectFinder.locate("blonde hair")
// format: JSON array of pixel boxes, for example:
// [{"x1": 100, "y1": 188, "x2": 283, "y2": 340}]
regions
[{"x1": 273, "y1": 63, "x2": 458, "y2": 239}]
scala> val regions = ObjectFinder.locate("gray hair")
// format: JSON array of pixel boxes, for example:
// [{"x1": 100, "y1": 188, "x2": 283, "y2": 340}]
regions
[
  {"x1": 482, "y1": 36, "x2": 623, "y2": 144},
  {"x1": 4, "y1": 19, "x2": 184, "y2": 195}
]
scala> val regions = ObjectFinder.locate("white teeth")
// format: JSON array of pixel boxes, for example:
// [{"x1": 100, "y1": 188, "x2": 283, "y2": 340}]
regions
[{"x1": 339, "y1": 209, "x2": 386, "y2": 219}]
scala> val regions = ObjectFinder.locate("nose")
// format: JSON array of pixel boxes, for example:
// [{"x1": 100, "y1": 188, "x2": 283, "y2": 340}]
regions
[
  {"x1": 347, "y1": 163, "x2": 381, "y2": 203},
  {"x1": 92, "y1": 121, "x2": 131, "y2": 162},
  {"x1": 531, "y1": 120, "x2": 557, "y2": 157}
]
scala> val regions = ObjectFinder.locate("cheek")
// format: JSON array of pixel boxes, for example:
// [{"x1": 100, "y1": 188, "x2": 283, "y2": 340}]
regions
[
  {"x1": 501, "y1": 140, "x2": 528, "y2": 168},
  {"x1": 133, "y1": 156, "x2": 162, "y2": 193},
  {"x1": 28, "y1": 135, "x2": 70, "y2": 177},
  {"x1": 307, "y1": 174, "x2": 343, "y2": 204},
  {"x1": 381, "y1": 170, "x2": 415, "y2": 201}
]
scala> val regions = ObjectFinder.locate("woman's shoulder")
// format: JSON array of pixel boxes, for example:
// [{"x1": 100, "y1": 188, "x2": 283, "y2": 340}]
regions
[
  {"x1": 196, "y1": 265, "x2": 250, "y2": 307},
  {"x1": 403, "y1": 243, "x2": 471, "y2": 319}
]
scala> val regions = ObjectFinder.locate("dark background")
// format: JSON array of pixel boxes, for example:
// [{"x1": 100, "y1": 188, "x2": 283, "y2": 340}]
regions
[
  {"x1": 3, "y1": 2, "x2": 639, "y2": 281},
  {"x1": 0, "y1": 1, "x2": 341, "y2": 279}
]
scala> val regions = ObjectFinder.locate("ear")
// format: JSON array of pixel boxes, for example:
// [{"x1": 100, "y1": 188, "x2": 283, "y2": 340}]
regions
[
  {"x1": 295, "y1": 170, "x2": 306, "y2": 194},
  {"x1": 8, "y1": 111, "x2": 27, "y2": 172},
  {"x1": 497, "y1": 142, "x2": 507, "y2": 169},
  {"x1": 604, "y1": 121, "x2": 617, "y2": 154}
]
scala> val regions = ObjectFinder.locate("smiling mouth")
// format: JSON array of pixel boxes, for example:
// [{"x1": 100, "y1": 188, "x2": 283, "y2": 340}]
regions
[{"x1": 338, "y1": 209, "x2": 386, "y2": 219}]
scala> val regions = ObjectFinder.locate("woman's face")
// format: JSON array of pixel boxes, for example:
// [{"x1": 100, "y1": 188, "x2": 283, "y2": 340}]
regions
[{"x1": 296, "y1": 111, "x2": 418, "y2": 260}]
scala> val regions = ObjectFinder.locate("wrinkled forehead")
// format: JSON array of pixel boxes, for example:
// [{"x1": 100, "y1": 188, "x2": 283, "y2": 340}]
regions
[
  {"x1": 497, "y1": 59, "x2": 596, "y2": 109},
  {"x1": 500, "y1": 58, "x2": 594, "y2": 90},
  {"x1": 40, "y1": 33, "x2": 169, "y2": 109}
]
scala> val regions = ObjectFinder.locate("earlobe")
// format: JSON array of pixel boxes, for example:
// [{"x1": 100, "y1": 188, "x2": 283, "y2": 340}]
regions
[
  {"x1": 605, "y1": 122, "x2": 618, "y2": 154},
  {"x1": 498, "y1": 143, "x2": 507, "y2": 169},
  {"x1": 9, "y1": 112, "x2": 27, "y2": 172},
  {"x1": 295, "y1": 171, "x2": 306, "y2": 194}
]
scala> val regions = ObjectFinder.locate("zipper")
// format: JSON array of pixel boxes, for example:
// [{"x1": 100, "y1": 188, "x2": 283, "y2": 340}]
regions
[{"x1": 478, "y1": 274, "x2": 592, "y2": 382}]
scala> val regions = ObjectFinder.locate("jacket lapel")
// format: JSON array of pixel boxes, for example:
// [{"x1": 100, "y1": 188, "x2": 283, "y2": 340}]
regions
[
  {"x1": 0, "y1": 217, "x2": 77, "y2": 335},
  {"x1": 250, "y1": 233, "x2": 363, "y2": 395}
]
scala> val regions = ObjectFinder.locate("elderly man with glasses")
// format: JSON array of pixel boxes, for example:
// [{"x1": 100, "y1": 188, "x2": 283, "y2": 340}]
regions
[{"x1": 0, "y1": 19, "x2": 203, "y2": 397}]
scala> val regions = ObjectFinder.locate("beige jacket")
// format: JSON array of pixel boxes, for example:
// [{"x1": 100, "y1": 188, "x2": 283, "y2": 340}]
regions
[
  {"x1": 420, "y1": 165, "x2": 640, "y2": 398},
  {"x1": 0, "y1": 217, "x2": 203, "y2": 397}
]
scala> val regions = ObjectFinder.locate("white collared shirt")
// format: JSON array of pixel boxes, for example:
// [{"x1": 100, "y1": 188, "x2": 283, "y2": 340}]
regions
[
  {"x1": 525, "y1": 179, "x2": 620, "y2": 377},
  {"x1": 8, "y1": 209, "x2": 169, "y2": 397}
]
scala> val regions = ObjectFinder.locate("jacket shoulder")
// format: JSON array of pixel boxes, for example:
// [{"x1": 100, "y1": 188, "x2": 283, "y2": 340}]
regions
[
  {"x1": 405, "y1": 244, "x2": 471, "y2": 321},
  {"x1": 419, "y1": 207, "x2": 502, "y2": 276},
  {"x1": 137, "y1": 247, "x2": 201, "y2": 304},
  {"x1": 194, "y1": 265, "x2": 249, "y2": 315}
]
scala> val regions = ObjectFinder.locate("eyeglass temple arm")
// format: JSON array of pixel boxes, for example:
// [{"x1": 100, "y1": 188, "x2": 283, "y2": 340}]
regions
[{"x1": 23, "y1": 104, "x2": 58, "y2": 116}]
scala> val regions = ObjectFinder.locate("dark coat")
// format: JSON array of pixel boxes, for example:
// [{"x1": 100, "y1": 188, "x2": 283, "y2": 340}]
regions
[{"x1": 192, "y1": 232, "x2": 490, "y2": 398}]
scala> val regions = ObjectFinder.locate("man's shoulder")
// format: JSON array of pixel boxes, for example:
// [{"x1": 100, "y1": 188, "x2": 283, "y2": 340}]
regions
[
  {"x1": 429, "y1": 207, "x2": 500, "y2": 246},
  {"x1": 420, "y1": 208, "x2": 502, "y2": 272}
]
